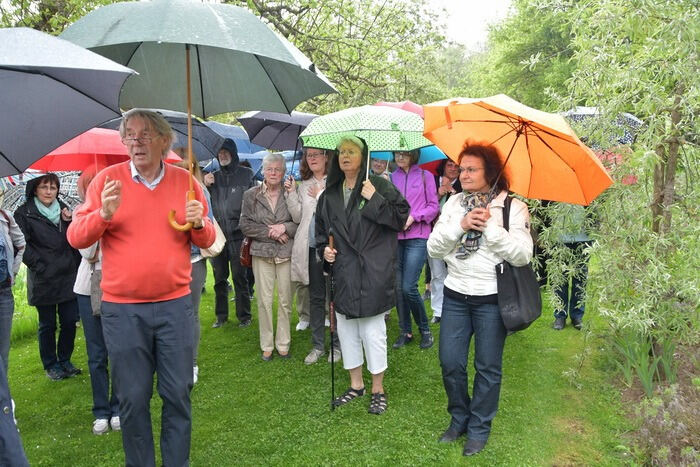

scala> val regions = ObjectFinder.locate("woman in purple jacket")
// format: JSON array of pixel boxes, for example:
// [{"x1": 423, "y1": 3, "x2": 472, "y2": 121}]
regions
[{"x1": 391, "y1": 150, "x2": 440, "y2": 349}]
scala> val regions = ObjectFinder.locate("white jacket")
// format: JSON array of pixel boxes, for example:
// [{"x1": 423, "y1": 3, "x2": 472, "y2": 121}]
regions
[{"x1": 427, "y1": 190, "x2": 533, "y2": 296}]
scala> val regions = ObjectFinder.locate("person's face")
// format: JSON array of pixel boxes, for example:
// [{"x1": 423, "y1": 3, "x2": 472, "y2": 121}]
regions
[
  {"x1": 394, "y1": 151, "x2": 412, "y2": 170},
  {"x1": 370, "y1": 157, "x2": 388, "y2": 174},
  {"x1": 263, "y1": 160, "x2": 285, "y2": 186},
  {"x1": 459, "y1": 155, "x2": 489, "y2": 193},
  {"x1": 444, "y1": 160, "x2": 459, "y2": 180},
  {"x1": 35, "y1": 179, "x2": 58, "y2": 206},
  {"x1": 338, "y1": 141, "x2": 363, "y2": 175},
  {"x1": 218, "y1": 149, "x2": 232, "y2": 166},
  {"x1": 305, "y1": 149, "x2": 327, "y2": 174},
  {"x1": 123, "y1": 116, "x2": 168, "y2": 174}
]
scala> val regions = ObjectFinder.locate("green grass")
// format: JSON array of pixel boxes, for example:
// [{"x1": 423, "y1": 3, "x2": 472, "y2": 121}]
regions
[{"x1": 8, "y1": 264, "x2": 632, "y2": 465}]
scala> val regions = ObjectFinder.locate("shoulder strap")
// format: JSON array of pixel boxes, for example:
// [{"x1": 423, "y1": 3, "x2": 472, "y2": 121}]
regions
[
  {"x1": 502, "y1": 193, "x2": 513, "y2": 232},
  {"x1": 0, "y1": 210, "x2": 10, "y2": 224}
]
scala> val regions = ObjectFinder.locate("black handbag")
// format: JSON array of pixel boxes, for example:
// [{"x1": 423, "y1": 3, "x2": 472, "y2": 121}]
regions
[{"x1": 495, "y1": 195, "x2": 542, "y2": 333}]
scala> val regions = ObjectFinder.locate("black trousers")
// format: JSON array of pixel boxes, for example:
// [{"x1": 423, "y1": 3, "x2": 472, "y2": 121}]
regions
[{"x1": 210, "y1": 237, "x2": 251, "y2": 323}]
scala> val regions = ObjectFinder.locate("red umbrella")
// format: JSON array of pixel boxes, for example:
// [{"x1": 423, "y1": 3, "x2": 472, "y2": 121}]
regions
[
  {"x1": 30, "y1": 128, "x2": 181, "y2": 172},
  {"x1": 375, "y1": 100, "x2": 424, "y2": 118}
]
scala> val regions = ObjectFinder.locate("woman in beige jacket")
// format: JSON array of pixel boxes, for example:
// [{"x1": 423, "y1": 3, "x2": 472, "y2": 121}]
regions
[{"x1": 240, "y1": 153, "x2": 298, "y2": 361}]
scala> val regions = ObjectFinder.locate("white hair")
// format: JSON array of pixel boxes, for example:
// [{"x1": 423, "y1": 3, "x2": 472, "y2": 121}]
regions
[{"x1": 262, "y1": 152, "x2": 286, "y2": 174}]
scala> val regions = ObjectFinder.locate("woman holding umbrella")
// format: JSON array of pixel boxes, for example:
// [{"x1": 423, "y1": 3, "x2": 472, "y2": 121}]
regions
[
  {"x1": 427, "y1": 142, "x2": 532, "y2": 455},
  {"x1": 316, "y1": 136, "x2": 409, "y2": 414}
]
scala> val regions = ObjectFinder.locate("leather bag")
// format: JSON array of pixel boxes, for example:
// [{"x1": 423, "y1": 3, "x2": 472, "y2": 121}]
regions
[
  {"x1": 495, "y1": 195, "x2": 542, "y2": 333},
  {"x1": 200, "y1": 217, "x2": 226, "y2": 258}
]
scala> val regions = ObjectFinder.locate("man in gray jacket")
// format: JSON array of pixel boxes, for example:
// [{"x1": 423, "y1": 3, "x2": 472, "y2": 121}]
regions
[{"x1": 204, "y1": 138, "x2": 256, "y2": 328}]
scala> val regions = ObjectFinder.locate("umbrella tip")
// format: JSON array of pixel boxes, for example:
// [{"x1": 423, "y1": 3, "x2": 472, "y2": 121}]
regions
[{"x1": 309, "y1": 63, "x2": 316, "y2": 73}]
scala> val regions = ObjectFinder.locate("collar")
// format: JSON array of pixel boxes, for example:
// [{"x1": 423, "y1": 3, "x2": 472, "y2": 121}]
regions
[{"x1": 130, "y1": 160, "x2": 165, "y2": 190}]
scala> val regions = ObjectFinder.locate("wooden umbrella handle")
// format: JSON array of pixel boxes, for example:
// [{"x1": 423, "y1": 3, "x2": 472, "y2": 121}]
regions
[{"x1": 168, "y1": 189, "x2": 195, "y2": 231}]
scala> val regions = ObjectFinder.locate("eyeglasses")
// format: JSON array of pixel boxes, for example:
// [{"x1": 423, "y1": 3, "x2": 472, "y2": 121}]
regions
[
  {"x1": 394, "y1": 152, "x2": 411, "y2": 159},
  {"x1": 306, "y1": 152, "x2": 326, "y2": 159},
  {"x1": 457, "y1": 166, "x2": 484, "y2": 175},
  {"x1": 122, "y1": 134, "x2": 154, "y2": 145},
  {"x1": 264, "y1": 167, "x2": 284, "y2": 174}
]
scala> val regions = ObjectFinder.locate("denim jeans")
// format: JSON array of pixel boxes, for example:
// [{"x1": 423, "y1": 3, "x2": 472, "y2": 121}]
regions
[
  {"x1": 439, "y1": 290, "x2": 507, "y2": 441},
  {"x1": 36, "y1": 299, "x2": 79, "y2": 370},
  {"x1": 189, "y1": 258, "x2": 207, "y2": 365},
  {"x1": 554, "y1": 241, "x2": 591, "y2": 320},
  {"x1": 396, "y1": 238, "x2": 430, "y2": 335},
  {"x1": 0, "y1": 287, "x2": 14, "y2": 375},
  {"x1": 77, "y1": 294, "x2": 119, "y2": 419}
]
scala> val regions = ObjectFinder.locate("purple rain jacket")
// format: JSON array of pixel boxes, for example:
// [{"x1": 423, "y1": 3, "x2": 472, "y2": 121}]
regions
[{"x1": 391, "y1": 164, "x2": 440, "y2": 241}]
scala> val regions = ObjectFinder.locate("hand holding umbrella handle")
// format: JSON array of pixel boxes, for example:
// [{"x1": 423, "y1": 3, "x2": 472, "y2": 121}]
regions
[{"x1": 168, "y1": 190, "x2": 195, "y2": 231}]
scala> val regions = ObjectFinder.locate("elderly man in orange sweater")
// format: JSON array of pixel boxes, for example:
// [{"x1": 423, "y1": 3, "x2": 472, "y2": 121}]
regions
[{"x1": 68, "y1": 109, "x2": 215, "y2": 467}]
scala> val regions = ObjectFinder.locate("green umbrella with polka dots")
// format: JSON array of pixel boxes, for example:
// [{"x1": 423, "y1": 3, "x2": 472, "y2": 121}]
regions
[{"x1": 300, "y1": 105, "x2": 432, "y2": 152}]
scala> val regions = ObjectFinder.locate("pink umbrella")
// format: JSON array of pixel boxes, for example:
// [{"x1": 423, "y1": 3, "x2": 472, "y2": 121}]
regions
[
  {"x1": 30, "y1": 128, "x2": 181, "y2": 172},
  {"x1": 375, "y1": 100, "x2": 424, "y2": 118}
]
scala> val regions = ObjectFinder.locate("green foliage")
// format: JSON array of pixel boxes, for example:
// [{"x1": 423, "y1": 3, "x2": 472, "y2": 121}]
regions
[
  {"x1": 10, "y1": 266, "x2": 37, "y2": 344},
  {"x1": 0, "y1": 0, "x2": 118, "y2": 33}
]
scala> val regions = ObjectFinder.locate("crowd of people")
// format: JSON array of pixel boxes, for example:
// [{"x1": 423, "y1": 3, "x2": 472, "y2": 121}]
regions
[{"x1": 0, "y1": 109, "x2": 594, "y2": 464}]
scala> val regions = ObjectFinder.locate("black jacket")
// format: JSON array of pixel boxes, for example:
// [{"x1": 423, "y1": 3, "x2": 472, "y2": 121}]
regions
[
  {"x1": 315, "y1": 144, "x2": 409, "y2": 319},
  {"x1": 208, "y1": 154, "x2": 256, "y2": 241},
  {"x1": 13, "y1": 178, "x2": 79, "y2": 306}
]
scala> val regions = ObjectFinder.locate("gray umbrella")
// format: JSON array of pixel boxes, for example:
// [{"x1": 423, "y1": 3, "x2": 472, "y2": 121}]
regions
[
  {"x1": 101, "y1": 109, "x2": 225, "y2": 161},
  {"x1": 237, "y1": 111, "x2": 318, "y2": 151},
  {"x1": 0, "y1": 27, "x2": 134, "y2": 177}
]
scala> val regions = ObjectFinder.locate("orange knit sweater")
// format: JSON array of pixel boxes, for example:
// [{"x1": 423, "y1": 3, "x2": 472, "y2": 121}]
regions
[{"x1": 67, "y1": 162, "x2": 215, "y2": 303}]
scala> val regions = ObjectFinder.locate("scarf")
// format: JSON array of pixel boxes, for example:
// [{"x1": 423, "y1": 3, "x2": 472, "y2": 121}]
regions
[
  {"x1": 455, "y1": 191, "x2": 492, "y2": 260},
  {"x1": 34, "y1": 197, "x2": 60, "y2": 226}
]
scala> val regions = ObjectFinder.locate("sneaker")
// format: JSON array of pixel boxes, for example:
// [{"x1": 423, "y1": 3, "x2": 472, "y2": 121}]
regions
[
  {"x1": 46, "y1": 366, "x2": 67, "y2": 381},
  {"x1": 212, "y1": 319, "x2": 227, "y2": 328},
  {"x1": 238, "y1": 320, "x2": 251, "y2": 328},
  {"x1": 61, "y1": 361, "x2": 82, "y2": 377},
  {"x1": 92, "y1": 418, "x2": 109, "y2": 435},
  {"x1": 193, "y1": 366, "x2": 199, "y2": 384},
  {"x1": 419, "y1": 332, "x2": 434, "y2": 349},
  {"x1": 304, "y1": 348, "x2": 324, "y2": 365},
  {"x1": 295, "y1": 320, "x2": 309, "y2": 331},
  {"x1": 110, "y1": 416, "x2": 120, "y2": 431},
  {"x1": 430, "y1": 316, "x2": 441, "y2": 324},
  {"x1": 328, "y1": 348, "x2": 342, "y2": 363},
  {"x1": 552, "y1": 317, "x2": 566, "y2": 330},
  {"x1": 392, "y1": 333, "x2": 413, "y2": 349}
]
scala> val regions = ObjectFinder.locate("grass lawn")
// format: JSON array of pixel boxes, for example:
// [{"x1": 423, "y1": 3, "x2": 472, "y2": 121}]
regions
[{"x1": 8, "y1": 264, "x2": 632, "y2": 465}]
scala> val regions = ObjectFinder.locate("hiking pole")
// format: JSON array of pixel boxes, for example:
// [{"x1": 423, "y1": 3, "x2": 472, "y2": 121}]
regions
[{"x1": 328, "y1": 233, "x2": 336, "y2": 411}]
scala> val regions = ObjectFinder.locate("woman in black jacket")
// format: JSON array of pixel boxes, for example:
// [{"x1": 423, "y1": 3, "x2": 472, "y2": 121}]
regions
[
  {"x1": 316, "y1": 136, "x2": 409, "y2": 415},
  {"x1": 14, "y1": 174, "x2": 80, "y2": 380}
]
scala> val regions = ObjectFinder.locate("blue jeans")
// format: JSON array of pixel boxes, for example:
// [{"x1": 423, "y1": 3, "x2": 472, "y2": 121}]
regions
[
  {"x1": 554, "y1": 242, "x2": 591, "y2": 320},
  {"x1": 77, "y1": 295, "x2": 119, "y2": 420},
  {"x1": 0, "y1": 287, "x2": 14, "y2": 375},
  {"x1": 36, "y1": 299, "x2": 78, "y2": 370},
  {"x1": 396, "y1": 238, "x2": 430, "y2": 335},
  {"x1": 439, "y1": 290, "x2": 506, "y2": 441},
  {"x1": 101, "y1": 296, "x2": 193, "y2": 467}
]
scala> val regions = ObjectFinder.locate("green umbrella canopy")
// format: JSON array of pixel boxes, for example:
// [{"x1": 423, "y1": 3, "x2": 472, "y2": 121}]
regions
[
  {"x1": 300, "y1": 105, "x2": 433, "y2": 152},
  {"x1": 60, "y1": 0, "x2": 336, "y2": 117}
]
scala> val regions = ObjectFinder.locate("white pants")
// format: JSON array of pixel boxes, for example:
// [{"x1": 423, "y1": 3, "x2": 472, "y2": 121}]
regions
[
  {"x1": 428, "y1": 257, "x2": 447, "y2": 318},
  {"x1": 335, "y1": 312, "x2": 387, "y2": 374}
]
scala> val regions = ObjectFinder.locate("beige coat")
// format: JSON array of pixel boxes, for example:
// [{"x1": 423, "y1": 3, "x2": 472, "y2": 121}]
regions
[
  {"x1": 239, "y1": 184, "x2": 298, "y2": 259},
  {"x1": 287, "y1": 177, "x2": 325, "y2": 284}
]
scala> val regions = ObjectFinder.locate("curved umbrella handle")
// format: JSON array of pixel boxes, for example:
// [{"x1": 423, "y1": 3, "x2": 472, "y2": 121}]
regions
[{"x1": 168, "y1": 190, "x2": 196, "y2": 231}]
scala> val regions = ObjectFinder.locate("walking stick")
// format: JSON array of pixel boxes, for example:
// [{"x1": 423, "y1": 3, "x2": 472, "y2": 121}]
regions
[{"x1": 328, "y1": 233, "x2": 336, "y2": 411}]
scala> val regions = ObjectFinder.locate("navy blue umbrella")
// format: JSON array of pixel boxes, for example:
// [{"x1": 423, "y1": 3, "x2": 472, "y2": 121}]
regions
[
  {"x1": 203, "y1": 121, "x2": 265, "y2": 154},
  {"x1": 238, "y1": 111, "x2": 318, "y2": 151}
]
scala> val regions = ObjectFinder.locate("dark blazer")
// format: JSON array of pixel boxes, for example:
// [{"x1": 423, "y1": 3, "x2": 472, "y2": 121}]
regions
[
  {"x1": 208, "y1": 162, "x2": 256, "y2": 241},
  {"x1": 13, "y1": 179, "x2": 79, "y2": 306},
  {"x1": 315, "y1": 147, "x2": 409, "y2": 319}
]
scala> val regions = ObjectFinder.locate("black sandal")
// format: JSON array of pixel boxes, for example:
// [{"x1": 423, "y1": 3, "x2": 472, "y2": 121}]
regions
[
  {"x1": 368, "y1": 392, "x2": 387, "y2": 414},
  {"x1": 332, "y1": 387, "x2": 365, "y2": 407}
]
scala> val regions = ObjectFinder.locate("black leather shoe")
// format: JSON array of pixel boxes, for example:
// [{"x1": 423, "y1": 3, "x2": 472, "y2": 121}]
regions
[
  {"x1": 552, "y1": 317, "x2": 566, "y2": 330},
  {"x1": 392, "y1": 333, "x2": 413, "y2": 349},
  {"x1": 571, "y1": 317, "x2": 583, "y2": 330},
  {"x1": 438, "y1": 427, "x2": 465, "y2": 443},
  {"x1": 419, "y1": 332, "x2": 434, "y2": 349},
  {"x1": 238, "y1": 320, "x2": 251, "y2": 328},
  {"x1": 463, "y1": 438, "x2": 487, "y2": 456},
  {"x1": 212, "y1": 319, "x2": 227, "y2": 328}
]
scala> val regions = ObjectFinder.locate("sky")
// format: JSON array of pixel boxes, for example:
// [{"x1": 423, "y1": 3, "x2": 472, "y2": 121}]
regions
[{"x1": 426, "y1": 0, "x2": 513, "y2": 51}]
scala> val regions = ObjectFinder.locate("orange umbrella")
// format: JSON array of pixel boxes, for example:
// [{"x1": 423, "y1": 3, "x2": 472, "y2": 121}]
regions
[
  {"x1": 30, "y1": 128, "x2": 181, "y2": 172},
  {"x1": 423, "y1": 94, "x2": 613, "y2": 205}
]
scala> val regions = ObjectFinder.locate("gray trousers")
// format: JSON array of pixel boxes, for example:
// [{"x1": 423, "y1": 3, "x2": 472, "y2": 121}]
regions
[
  {"x1": 189, "y1": 259, "x2": 207, "y2": 365},
  {"x1": 102, "y1": 296, "x2": 193, "y2": 467}
]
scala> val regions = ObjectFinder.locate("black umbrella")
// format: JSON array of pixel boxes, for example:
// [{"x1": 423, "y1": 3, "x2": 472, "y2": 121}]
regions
[
  {"x1": 238, "y1": 111, "x2": 318, "y2": 151},
  {"x1": 0, "y1": 28, "x2": 134, "y2": 177},
  {"x1": 101, "y1": 109, "x2": 225, "y2": 161}
]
